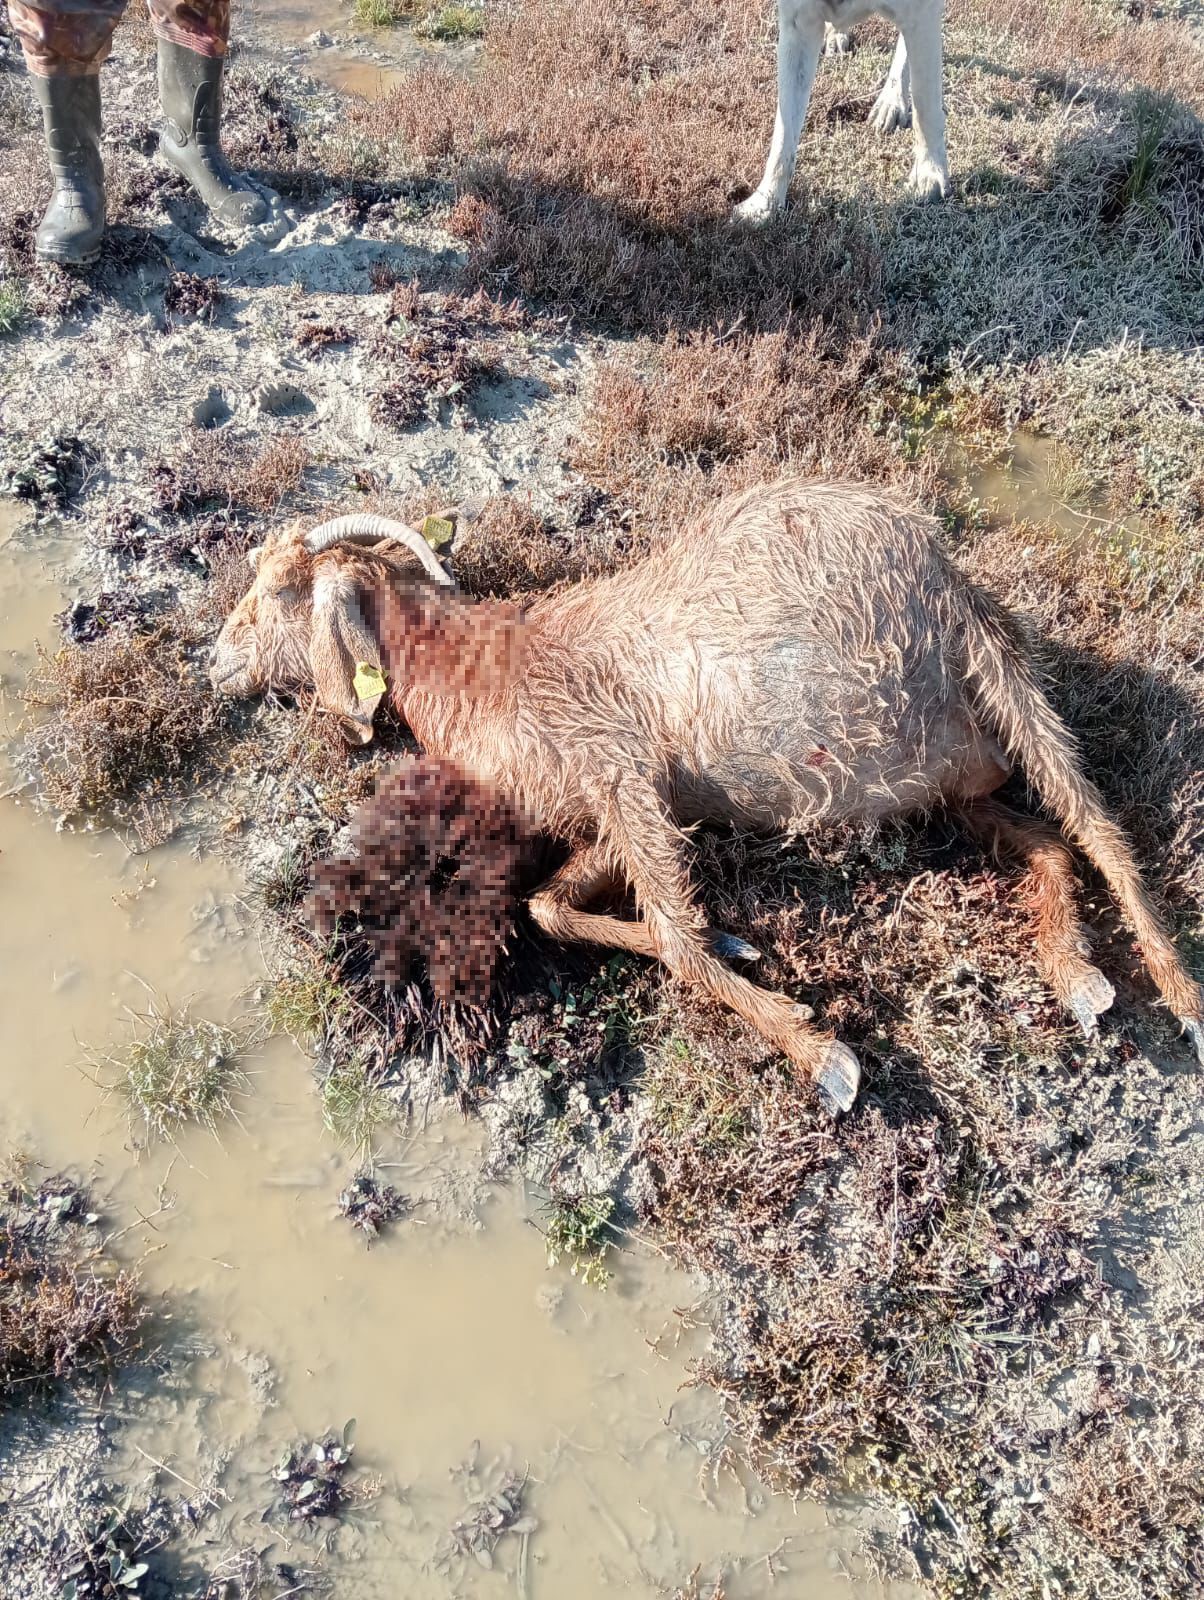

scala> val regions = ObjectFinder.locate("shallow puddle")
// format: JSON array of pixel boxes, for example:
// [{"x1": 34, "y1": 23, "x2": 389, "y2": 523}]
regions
[
  {"x1": 958, "y1": 429, "x2": 1141, "y2": 547},
  {"x1": 247, "y1": 0, "x2": 480, "y2": 100},
  {"x1": 0, "y1": 504, "x2": 904, "y2": 1596}
]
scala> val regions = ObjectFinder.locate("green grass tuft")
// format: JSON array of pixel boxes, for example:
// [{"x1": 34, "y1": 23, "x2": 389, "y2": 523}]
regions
[
  {"x1": 352, "y1": 0, "x2": 414, "y2": 26},
  {"x1": 91, "y1": 1004, "x2": 250, "y2": 1142},
  {"x1": 418, "y1": 4, "x2": 485, "y2": 41},
  {"x1": 0, "y1": 278, "x2": 26, "y2": 336},
  {"x1": 265, "y1": 971, "x2": 351, "y2": 1046},
  {"x1": 320, "y1": 1058, "x2": 395, "y2": 1151}
]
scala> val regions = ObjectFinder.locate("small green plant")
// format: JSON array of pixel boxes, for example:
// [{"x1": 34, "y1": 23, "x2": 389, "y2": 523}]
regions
[
  {"x1": 56, "y1": 1506, "x2": 151, "y2": 1599},
  {"x1": 92, "y1": 1003, "x2": 249, "y2": 1142},
  {"x1": 542, "y1": 1191, "x2": 617, "y2": 1288},
  {"x1": 321, "y1": 1058, "x2": 394, "y2": 1151},
  {"x1": 0, "y1": 278, "x2": 26, "y2": 336},
  {"x1": 252, "y1": 845, "x2": 306, "y2": 913},
  {"x1": 352, "y1": 0, "x2": 412, "y2": 26},
  {"x1": 1119, "y1": 91, "x2": 1174, "y2": 214},
  {"x1": 418, "y1": 4, "x2": 485, "y2": 40},
  {"x1": 645, "y1": 1037, "x2": 752, "y2": 1154},
  {"x1": 265, "y1": 970, "x2": 349, "y2": 1045}
]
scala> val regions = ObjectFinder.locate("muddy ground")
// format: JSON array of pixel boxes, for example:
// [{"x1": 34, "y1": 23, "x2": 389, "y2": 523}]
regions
[{"x1": 2, "y1": 2, "x2": 1204, "y2": 1598}]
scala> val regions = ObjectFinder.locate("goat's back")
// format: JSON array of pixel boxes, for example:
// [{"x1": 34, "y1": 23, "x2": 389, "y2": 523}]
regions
[{"x1": 510, "y1": 480, "x2": 1011, "y2": 830}]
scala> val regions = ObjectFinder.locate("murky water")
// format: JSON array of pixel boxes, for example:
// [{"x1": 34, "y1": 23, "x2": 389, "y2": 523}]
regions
[
  {"x1": 959, "y1": 429, "x2": 1141, "y2": 547},
  {"x1": 246, "y1": 0, "x2": 480, "y2": 101},
  {"x1": 1, "y1": 503, "x2": 902, "y2": 1595}
]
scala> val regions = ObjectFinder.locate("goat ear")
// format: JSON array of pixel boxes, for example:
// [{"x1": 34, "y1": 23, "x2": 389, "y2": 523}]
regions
[
  {"x1": 309, "y1": 568, "x2": 386, "y2": 745},
  {"x1": 384, "y1": 583, "x2": 527, "y2": 699}
]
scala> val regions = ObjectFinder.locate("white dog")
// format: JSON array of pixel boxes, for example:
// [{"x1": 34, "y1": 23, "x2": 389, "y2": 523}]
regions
[{"x1": 736, "y1": 1, "x2": 949, "y2": 224}]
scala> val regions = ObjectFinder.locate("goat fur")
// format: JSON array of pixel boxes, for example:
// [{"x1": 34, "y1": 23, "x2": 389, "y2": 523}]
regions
[{"x1": 212, "y1": 477, "x2": 1204, "y2": 1111}]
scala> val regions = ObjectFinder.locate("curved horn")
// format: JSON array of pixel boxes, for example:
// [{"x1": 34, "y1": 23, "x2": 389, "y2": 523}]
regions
[{"x1": 303, "y1": 515, "x2": 453, "y2": 587}]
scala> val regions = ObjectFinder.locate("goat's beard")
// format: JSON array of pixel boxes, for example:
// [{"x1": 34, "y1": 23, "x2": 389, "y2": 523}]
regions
[{"x1": 306, "y1": 756, "x2": 537, "y2": 1008}]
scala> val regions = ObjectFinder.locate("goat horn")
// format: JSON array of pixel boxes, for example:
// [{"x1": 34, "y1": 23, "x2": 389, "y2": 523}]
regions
[{"x1": 303, "y1": 515, "x2": 454, "y2": 586}]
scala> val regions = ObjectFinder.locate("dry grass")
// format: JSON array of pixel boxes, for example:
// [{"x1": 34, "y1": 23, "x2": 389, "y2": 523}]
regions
[
  {"x1": 1, "y1": 1174, "x2": 144, "y2": 1404},
  {"x1": 348, "y1": 0, "x2": 1204, "y2": 529},
  {"x1": 20, "y1": 618, "x2": 229, "y2": 838},
  {"x1": 576, "y1": 323, "x2": 935, "y2": 539}
]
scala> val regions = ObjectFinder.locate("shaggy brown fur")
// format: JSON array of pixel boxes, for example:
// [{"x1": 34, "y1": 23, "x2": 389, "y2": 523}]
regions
[
  {"x1": 213, "y1": 478, "x2": 1204, "y2": 1112},
  {"x1": 306, "y1": 756, "x2": 534, "y2": 1007}
]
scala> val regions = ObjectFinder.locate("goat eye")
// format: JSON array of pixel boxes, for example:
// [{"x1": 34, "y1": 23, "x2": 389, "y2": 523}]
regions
[{"x1": 273, "y1": 584, "x2": 301, "y2": 604}]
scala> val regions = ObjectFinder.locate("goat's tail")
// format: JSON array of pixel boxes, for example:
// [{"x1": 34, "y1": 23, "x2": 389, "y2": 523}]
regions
[{"x1": 959, "y1": 587, "x2": 1203, "y2": 1038}]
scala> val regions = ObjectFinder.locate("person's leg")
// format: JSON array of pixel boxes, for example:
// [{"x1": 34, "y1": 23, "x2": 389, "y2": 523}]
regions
[
  {"x1": 9, "y1": 0, "x2": 124, "y2": 264},
  {"x1": 149, "y1": 0, "x2": 276, "y2": 225}
]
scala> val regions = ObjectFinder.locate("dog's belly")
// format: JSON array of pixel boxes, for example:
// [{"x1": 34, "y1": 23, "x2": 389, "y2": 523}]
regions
[{"x1": 813, "y1": 0, "x2": 898, "y2": 28}]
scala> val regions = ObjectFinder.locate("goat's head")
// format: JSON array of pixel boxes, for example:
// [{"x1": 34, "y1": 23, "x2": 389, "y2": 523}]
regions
[{"x1": 210, "y1": 512, "x2": 523, "y2": 744}]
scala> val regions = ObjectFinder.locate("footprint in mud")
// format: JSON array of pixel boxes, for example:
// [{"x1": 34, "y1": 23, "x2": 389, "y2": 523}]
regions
[
  {"x1": 194, "y1": 387, "x2": 234, "y2": 429},
  {"x1": 253, "y1": 381, "x2": 316, "y2": 419}
]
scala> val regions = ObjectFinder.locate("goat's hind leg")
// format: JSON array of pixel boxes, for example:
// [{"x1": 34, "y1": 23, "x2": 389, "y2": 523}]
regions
[
  {"x1": 528, "y1": 844, "x2": 763, "y2": 966},
  {"x1": 958, "y1": 798, "x2": 1116, "y2": 1036}
]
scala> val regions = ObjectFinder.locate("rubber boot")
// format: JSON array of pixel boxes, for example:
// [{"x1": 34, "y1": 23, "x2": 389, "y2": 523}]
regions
[
  {"x1": 30, "y1": 75, "x2": 105, "y2": 267},
  {"x1": 157, "y1": 40, "x2": 270, "y2": 226}
]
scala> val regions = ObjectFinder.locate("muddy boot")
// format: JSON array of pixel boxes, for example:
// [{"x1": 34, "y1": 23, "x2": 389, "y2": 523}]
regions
[
  {"x1": 30, "y1": 75, "x2": 105, "y2": 267},
  {"x1": 157, "y1": 41, "x2": 271, "y2": 226}
]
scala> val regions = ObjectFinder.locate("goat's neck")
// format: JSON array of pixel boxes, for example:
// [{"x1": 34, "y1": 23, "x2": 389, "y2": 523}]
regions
[{"x1": 391, "y1": 684, "x2": 479, "y2": 763}]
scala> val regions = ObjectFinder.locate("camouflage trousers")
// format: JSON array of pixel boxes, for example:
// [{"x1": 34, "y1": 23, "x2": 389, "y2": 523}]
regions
[{"x1": 10, "y1": 0, "x2": 230, "y2": 77}]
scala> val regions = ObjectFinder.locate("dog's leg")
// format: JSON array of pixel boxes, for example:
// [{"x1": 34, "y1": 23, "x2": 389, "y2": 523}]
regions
[
  {"x1": 899, "y1": 0, "x2": 950, "y2": 200},
  {"x1": 824, "y1": 21, "x2": 852, "y2": 56},
  {"x1": 733, "y1": 1, "x2": 825, "y2": 226},
  {"x1": 869, "y1": 32, "x2": 912, "y2": 133}
]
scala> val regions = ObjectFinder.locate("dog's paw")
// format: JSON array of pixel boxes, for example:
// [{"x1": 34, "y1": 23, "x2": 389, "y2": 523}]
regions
[
  {"x1": 825, "y1": 29, "x2": 853, "y2": 57},
  {"x1": 732, "y1": 189, "x2": 779, "y2": 228},
  {"x1": 906, "y1": 154, "x2": 950, "y2": 202},
  {"x1": 869, "y1": 85, "x2": 911, "y2": 134}
]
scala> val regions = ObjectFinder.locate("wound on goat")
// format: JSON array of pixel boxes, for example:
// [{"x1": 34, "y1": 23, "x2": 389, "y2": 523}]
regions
[{"x1": 306, "y1": 757, "x2": 537, "y2": 1007}]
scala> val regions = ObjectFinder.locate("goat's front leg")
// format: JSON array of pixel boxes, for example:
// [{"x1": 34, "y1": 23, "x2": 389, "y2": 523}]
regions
[
  {"x1": 528, "y1": 843, "x2": 762, "y2": 966},
  {"x1": 869, "y1": 32, "x2": 911, "y2": 134},
  {"x1": 733, "y1": 1, "x2": 825, "y2": 227},
  {"x1": 596, "y1": 777, "x2": 860, "y2": 1115},
  {"x1": 899, "y1": 0, "x2": 949, "y2": 200}
]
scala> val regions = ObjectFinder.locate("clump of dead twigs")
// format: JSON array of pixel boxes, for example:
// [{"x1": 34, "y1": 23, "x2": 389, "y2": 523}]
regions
[
  {"x1": 0, "y1": 1170, "x2": 144, "y2": 1405},
  {"x1": 371, "y1": 280, "x2": 518, "y2": 430},
  {"x1": 20, "y1": 615, "x2": 229, "y2": 839},
  {"x1": 336, "y1": 1172, "x2": 408, "y2": 1240}
]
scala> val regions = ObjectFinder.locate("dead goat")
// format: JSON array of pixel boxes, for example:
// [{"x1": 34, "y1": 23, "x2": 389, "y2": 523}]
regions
[{"x1": 210, "y1": 480, "x2": 1204, "y2": 1113}]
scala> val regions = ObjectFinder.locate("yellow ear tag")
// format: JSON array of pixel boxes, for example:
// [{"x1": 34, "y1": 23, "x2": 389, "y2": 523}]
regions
[
  {"x1": 353, "y1": 662, "x2": 387, "y2": 703},
  {"x1": 421, "y1": 514, "x2": 455, "y2": 550}
]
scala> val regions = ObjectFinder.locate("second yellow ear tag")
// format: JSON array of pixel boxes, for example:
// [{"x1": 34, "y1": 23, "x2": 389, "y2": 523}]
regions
[
  {"x1": 353, "y1": 662, "x2": 387, "y2": 702},
  {"x1": 421, "y1": 515, "x2": 455, "y2": 549}
]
